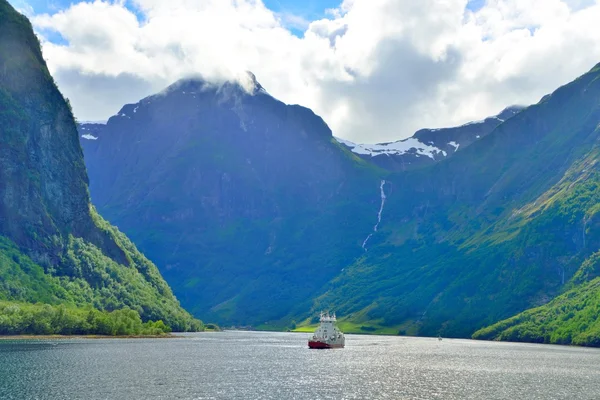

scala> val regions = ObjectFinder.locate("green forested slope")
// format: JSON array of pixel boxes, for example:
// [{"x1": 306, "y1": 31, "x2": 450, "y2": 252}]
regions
[
  {"x1": 473, "y1": 161, "x2": 600, "y2": 346},
  {"x1": 310, "y1": 62, "x2": 600, "y2": 338},
  {"x1": 473, "y1": 275, "x2": 600, "y2": 346},
  {"x1": 0, "y1": 0, "x2": 201, "y2": 334}
]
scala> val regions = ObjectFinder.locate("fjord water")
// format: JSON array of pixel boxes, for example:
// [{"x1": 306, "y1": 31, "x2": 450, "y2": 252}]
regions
[{"x1": 2, "y1": 332, "x2": 600, "y2": 399}]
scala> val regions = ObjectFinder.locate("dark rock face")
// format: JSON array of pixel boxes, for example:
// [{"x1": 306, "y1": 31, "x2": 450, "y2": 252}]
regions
[
  {"x1": 0, "y1": 7, "x2": 90, "y2": 255},
  {"x1": 336, "y1": 106, "x2": 524, "y2": 171},
  {"x1": 0, "y1": 2, "x2": 133, "y2": 265},
  {"x1": 0, "y1": 0, "x2": 198, "y2": 330},
  {"x1": 80, "y1": 76, "x2": 380, "y2": 325}
]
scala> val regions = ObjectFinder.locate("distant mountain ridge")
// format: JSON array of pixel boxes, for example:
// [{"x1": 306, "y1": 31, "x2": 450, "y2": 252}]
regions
[{"x1": 335, "y1": 106, "x2": 524, "y2": 171}]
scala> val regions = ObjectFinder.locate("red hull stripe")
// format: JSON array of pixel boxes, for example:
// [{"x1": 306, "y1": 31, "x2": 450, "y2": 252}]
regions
[{"x1": 308, "y1": 341, "x2": 344, "y2": 349}]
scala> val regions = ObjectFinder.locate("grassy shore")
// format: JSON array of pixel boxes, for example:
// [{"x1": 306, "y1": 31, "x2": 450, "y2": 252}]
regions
[
  {"x1": 255, "y1": 318, "x2": 409, "y2": 336},
  {"x1": 292, "y1": 321, "x2": 404, "y2": 335}
]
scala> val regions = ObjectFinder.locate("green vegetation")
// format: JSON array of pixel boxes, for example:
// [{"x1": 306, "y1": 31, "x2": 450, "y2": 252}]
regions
[
  {"x1": 0, "y1": 0, "x2": 203, "y2": 335},
  {"x1": 292, "y1": 319, "x2": 403, "y2": 335},
  {"x1": 308, "y1": 62, "x2": 600, "y2": 338},
  {"x1": 0, "y1": 232, "x2": 203, "y2": 333},
  {"x1": 473, "y1": 277, "x2": 600, "y2": 347},
  {"x1": 0, "y1": 301, "x2": 171, "y2": 336},
  {"x1": 203, "y1": 323, "x2": 220, "y2": 331},
  {"x1": 0, "y1": 236, "x2": 71, "y2": 304},
  {"x1": 80, "y1": 50, "x2": 600, "y2": 341},
  {"x1": 291, "y1": 325, "x2": 316, "y2": 333}
]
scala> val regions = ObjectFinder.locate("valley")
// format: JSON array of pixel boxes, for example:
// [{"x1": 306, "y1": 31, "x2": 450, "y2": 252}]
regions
[
  {"x1": 2, "y1": 0, "x2": 600, "y2": 347},
  {"x1": 78, "y1": 58, "x2": 600, "y2": 342}
]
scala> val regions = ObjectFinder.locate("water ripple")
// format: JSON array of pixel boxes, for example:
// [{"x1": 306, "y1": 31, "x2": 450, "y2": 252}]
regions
[{"x1": 1, "y1": 332, "x2": 600, "y2": 399}]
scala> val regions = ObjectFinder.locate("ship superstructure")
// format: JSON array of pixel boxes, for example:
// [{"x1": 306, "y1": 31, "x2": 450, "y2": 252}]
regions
[{"x1": 308, "y1": 312, "x2": 345, "y2": 349}]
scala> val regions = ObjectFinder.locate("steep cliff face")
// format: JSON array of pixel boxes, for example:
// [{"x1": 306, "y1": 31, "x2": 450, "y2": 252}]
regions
[
  {"x1": 79, "y1": 75, "x2": 381, "y2": 325},
  {"x1": 0, "y1": 0, "x2": 127, "y2": 264},
  {"x1": 1, "y1": 5, "x2": 82, "y2": 249},
  {"x1": 0, "y1": 0, "x2": 199, "y2": 331}
]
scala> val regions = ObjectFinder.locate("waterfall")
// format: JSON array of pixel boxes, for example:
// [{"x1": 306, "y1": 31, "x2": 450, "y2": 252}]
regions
[
  {"x1": 361, "y1": 233, "x2": 373, "y2": 251},
  {"x1": 362, "y1": 180, "x2": 387, "y2": 251}
]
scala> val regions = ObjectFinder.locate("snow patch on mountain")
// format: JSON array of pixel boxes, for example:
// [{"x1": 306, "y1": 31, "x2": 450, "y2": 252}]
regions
[
  {"x1": 81, "y1": 134, "x2": 98, "y2": 140},
  {"x1": 336, "y1": 137, "x2": 445, "y2": 159},
  {"x1": 336, "y1": 106, "x2": 526, "y2": 163}
]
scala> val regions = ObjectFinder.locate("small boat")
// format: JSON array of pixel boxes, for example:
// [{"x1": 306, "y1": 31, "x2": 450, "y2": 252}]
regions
[{"x1": 308, "y1": 311, "x2": 345, "y2": 349}]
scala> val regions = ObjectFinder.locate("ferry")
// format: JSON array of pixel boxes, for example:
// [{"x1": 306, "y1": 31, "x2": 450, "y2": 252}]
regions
[{"x1": 308, "y1": 311, "x2": 345, "y2": 349}]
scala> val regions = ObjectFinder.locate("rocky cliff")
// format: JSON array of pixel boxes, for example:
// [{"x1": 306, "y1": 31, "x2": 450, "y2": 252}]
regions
[{"x1": 0, "y1": 0, "x2": 200, "y2": 332}]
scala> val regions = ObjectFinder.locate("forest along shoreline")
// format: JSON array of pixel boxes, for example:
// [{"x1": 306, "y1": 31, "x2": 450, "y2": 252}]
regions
[
  {"x1": 0, "y1": 325, "x2": 221, "y2": 340},
  {"x1": 0, "y1": 334, "x2": 183, "y2": 340}
]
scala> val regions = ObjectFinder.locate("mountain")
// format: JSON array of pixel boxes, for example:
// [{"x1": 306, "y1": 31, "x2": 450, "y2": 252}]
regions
[
  {"x1": 315, "y1": 62, "x2": 600, "y2": 337},
  {"x1": 78, "y1": 74, "x2": 382, "y2": 326},
  {"x1": 335, "y1": 106, "x2": 524, "y2": 171},
  {"x1": 77, "y1": 31, "x2": 600, "y2": 338},
  {"x1": 473, "y1": 269, "x2": 600, "y2": 346},
  {"x1": 0, "y1": 0, "x2": 200, "y2": 334}
]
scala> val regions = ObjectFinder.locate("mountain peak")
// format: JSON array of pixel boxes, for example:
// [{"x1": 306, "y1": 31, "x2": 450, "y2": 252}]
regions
[
  {"x1": 166, "y1": 71, "x2": 267, "y2": 97},
  {"x1": 106, "y1": 71, "x2": 270, "y2": 122},
  {"x1": 496, "y1": 105, "x2": 526, "y2": 121},
  {"x1": 238, "y1": 71, "x2": 266, "y2": 95}
]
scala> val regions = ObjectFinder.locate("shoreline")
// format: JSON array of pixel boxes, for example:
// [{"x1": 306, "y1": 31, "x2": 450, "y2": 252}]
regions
[{"x1": 0, "y1": 334, "x2": 182, "y2": 340}]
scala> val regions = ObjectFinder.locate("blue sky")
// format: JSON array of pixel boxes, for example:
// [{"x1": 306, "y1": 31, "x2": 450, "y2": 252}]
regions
[
  {"x1": 11, "y1": 0, "x2": 487, "y2": 34},
  {"x1": 9, "y1": 0, "x2": 489, "y2": 45},
  {"x1": 9, "y1": 0, "x2": 61, "y2": 14},
  {"x1": 8, "y1": 0, "x2": 488, "y2": 47},
  {"x1": 11, "y1": 0, "x2": 342, "y2": 19},
  {"x1": 263, "y1": 0, "x2": 341, "y2": 18},
  {"x1": 10, "y1": 0, "x2": 344, "y2": 38},
  {"x1": 12, "y1": 0, "x2": 486, "y2": 16}
]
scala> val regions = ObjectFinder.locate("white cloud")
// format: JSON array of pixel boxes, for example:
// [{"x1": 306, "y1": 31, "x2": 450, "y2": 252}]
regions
[{"x1": 29, "y1": 0, "x2": 600, "y2": 143}]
